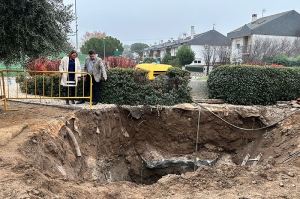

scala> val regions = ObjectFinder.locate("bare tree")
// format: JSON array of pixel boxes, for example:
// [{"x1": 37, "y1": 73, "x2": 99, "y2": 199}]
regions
[
  {"x1": 231, "y1": 45, "x2": 243, "y2": 64},
  {"x1": 202, "y1": 45, "x2": 219, "y2": 75},
  {"x1": 244, "y1": 37, "x2": 294, "y2": 63},
  {"x1": 291, "y1": 37, "x2": 300, "y2": 57},
  {"x1": 81, "y1": 31, "x2": 106, "y2": 44},
  {"x1": 216, "y1": 46, "x2": 230, "y2": 65},
  {"x1": 202, "y1": 45, "x2": 216, "y2": 75}
]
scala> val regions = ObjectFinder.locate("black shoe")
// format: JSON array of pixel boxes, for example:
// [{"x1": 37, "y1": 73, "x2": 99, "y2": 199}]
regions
[
  {"x1": 76, "y1": 100, "x2": 85, "y2": 104},
  {"x1": 92, "y1": 102, "x2": 98, "y2": 105}
]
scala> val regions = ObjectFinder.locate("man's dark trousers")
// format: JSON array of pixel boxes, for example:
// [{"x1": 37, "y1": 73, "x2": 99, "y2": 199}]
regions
[{"x1": 84, "y1": 74, "x2": 100, "y2": 103}]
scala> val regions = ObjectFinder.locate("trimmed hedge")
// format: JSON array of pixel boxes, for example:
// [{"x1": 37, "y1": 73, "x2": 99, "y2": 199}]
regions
[
  {"x1": 19, "y1": 68, "x2": 192, "y2": 106},
  {"x1": 99, "y1": 67, "x2": 192, "y2": 105},
  {"x1": 207, "y1": 65, "x2": 300, "y2": 105},
  {"x1": 185, "y1": 65, "x2": 204, "y2": 72}
]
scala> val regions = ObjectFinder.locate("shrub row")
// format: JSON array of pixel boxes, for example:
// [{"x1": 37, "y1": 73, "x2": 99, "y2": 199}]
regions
[
  {"x1": 207, "y1": 65, "x2": 300, "y2": 105},
  {"x1": 272, "y1": 55, "x2": 300, "y2": 67},
  {"x1": 19, "y1": 68, "x2": 192, "y2": 106},
  {"x1": 185, "y1": 65, "x2": 204, "y2": 72}
]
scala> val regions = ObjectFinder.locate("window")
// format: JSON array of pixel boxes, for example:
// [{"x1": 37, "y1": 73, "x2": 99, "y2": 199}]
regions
[{"x1": 237, "y1": 44, "x2": 240, "y2": 49}]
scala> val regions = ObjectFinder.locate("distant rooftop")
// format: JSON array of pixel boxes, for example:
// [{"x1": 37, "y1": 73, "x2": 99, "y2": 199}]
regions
[{"x1": 227, "y1": 10, "x2": 300, "y2": 39}]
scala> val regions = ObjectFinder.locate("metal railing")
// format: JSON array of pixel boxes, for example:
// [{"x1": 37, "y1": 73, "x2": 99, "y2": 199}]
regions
[
  {"x1": 0, "y1": 70, "x2": 93, "y2": 110},
  {"x1": 0, "y1": 70, "x2": 8, "y2": 110}
]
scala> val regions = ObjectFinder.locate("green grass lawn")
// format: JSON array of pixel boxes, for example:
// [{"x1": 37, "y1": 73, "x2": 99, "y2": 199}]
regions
[
  {"x1": 196, "y1": 76, "x2": 208, "y2": 81},
  {"x1": 0, "y1": 63, "x2": 24, "y2": 76}
]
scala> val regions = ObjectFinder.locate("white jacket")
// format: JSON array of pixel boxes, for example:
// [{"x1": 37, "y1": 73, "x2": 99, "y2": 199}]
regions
[{"x1": 59, "y1": 56, "x2": 81, "y2": 86}]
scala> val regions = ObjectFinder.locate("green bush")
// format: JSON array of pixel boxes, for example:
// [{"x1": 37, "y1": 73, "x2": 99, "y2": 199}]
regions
[
  {"x1": 143, "y1": 57, "x2": 157, "y2": 63},
  {"x1": 18, "y1": 68, "x2": 192, "y2": 106},
  {"x1": 185, "y1": 65, "x2": 204, "y2": 72},
  {"x1": 208, "y1": 65, "x2": 300, "y2": 105},
  {"x1": 19, "y1": 74, "x2": 63, "y2": 97},
  {"x1": 168, "y1": 58, "x2": 181, "y2": 68},
  {"x1": 161, "y1": 53, "x2": 174, "y2": 64},
  {"x1": 272, "y1": 55, "x2": 300, "y2": 67},
  {"x1": 99, "y1": 68, "x2": 192, "y2": 105}
]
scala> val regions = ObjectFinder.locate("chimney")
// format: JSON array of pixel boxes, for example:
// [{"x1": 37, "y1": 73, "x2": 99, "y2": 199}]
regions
[
  {"x1": 191, "y1": 26, "x2": 195, "y2": 39},
  {"x1": 183, "y1": 33, "x2": 187, "y2": 39},
  {"x1": 161, "y1": 40, "x2": 163, "y2": 44},
  {"x1": 252, "y1": 14, "x2": 257, "y2": 22}
]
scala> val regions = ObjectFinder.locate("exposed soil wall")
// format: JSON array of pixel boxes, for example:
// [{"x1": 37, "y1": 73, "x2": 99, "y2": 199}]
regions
[
  {"x1": 21, "y1": 104, "x2": 271, "y2": 185},
  {"x1": 1, "y1": 102, "x2": 300, "y2": 198}
]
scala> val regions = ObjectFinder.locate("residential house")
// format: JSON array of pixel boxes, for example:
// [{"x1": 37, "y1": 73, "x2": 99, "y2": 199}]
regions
[
  {"x1": 143, "y1": 26, "x2": 230, "y2": 65},
  {"x1": 227, "y1": 10, "x2": 300, "y2": 63}
]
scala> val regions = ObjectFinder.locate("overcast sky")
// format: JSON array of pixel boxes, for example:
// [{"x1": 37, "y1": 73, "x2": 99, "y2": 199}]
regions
[{"x1": 63, "y1": 0, "x2": 299, "y2": 47}]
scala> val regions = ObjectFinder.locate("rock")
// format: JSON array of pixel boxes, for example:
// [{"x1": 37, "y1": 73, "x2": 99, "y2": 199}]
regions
[
  {"x1": 252, "y1": 180, "x2": 257, "y2": 184},
  {"x1": 277, "y1": 104, "x2": 288, "y2": 107},
  {"x1": 32, "y1": 189, "x2": 40, "y2": 195},
  {"x1": 291, "y1": 100, "x2": 298, "y2": 105},
  {"x1": 292, "y1": 104, "x2": 300, "y2": 108},
  {"x1": 281, "y1": 175, "x2": 289, "y2": 180},
  {"x1": 173, "y1": 103, "x2": 197, "y2": 110},
  {"x1": 204, "y1": 143, "x2": 217, "y2": 151},
  {"x1": 279, "y1": 182, "x2": 284, "y2": 187},
  {"x1": 121, "y1": 127, "x2": 129, "y2": 137},
  {"x1": 267, "y1": 176, "x2": 273, "y2": 181},
  {"x1": 194, "y1": 99, "x2": 224, "y2": 104},
  {"x1": 287, "y1": 172, "x2": 295, "y2": 177}
]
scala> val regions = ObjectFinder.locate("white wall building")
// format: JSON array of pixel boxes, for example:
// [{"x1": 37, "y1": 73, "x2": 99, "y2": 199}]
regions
[
  {"x1": 228, "y1": 10, "x2": 300, "y2": 63},
  {"x1": 143, "y1": 26, "x2": 230, "y2": 65}
]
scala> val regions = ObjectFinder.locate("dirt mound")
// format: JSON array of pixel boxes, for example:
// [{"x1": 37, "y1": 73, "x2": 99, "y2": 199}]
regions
[{"x1": 0, "y1": 102, "x2": 300, "y2": 198}]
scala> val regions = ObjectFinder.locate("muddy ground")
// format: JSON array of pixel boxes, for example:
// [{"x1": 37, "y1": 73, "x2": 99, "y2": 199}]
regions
[{"x1": 0, "y1": 101, "x2": 300, "y2": 199}]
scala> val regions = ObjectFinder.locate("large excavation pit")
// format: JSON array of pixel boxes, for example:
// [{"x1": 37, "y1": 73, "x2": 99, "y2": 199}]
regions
[{"x1": 20, "y1": 103, "x2": 295, "y2": 185}]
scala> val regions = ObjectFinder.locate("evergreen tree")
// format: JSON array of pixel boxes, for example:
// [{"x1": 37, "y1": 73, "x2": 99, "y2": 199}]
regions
[{"x1": 0, "y1": 0, "x2": 74, "y2": 65}]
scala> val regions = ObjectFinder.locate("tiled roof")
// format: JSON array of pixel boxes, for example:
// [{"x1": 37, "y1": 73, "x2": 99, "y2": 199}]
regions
[
  {"x1": 144, "y1": 30, "x2": 229, "y2": 52},
  {"x1": 229, "y1": 10, "x2": 291, "y2": 34},
  {"x1": 187, "y1": 30, "x2": 230, "y2": 46},
  {"x1": 227, "y1": 10, "x2": 300, "y2": 38}
]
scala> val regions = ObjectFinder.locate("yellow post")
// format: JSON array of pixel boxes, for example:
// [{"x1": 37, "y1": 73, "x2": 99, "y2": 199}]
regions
[
  {"x1": 0, "y1": 70, "x2": 8, "y2": 111},
  {"x1": 88, "y1": 73, "x2": 93, "y2": 109}
]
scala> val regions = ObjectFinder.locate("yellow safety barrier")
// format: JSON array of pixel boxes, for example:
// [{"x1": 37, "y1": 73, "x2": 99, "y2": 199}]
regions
[
  {"x1": 0, "y1": 70, "x2": 8, "y2": 111},
  {"x1": 0, "y1": 70, "x2": 93, "y2": 110}
]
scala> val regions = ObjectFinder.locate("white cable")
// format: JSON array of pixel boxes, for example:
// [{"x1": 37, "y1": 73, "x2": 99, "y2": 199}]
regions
[
  {"x1": 194, "y1": 106, "x2": 201, "y2": 171},
  {"x1": 197, "y1": 103, "x2": 300, "y2": 131}
]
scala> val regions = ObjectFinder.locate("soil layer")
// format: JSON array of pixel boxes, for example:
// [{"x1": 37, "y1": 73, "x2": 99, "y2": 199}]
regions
[{"x1": 0, "y1": 101, "x2": 300, "y2": 199}]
